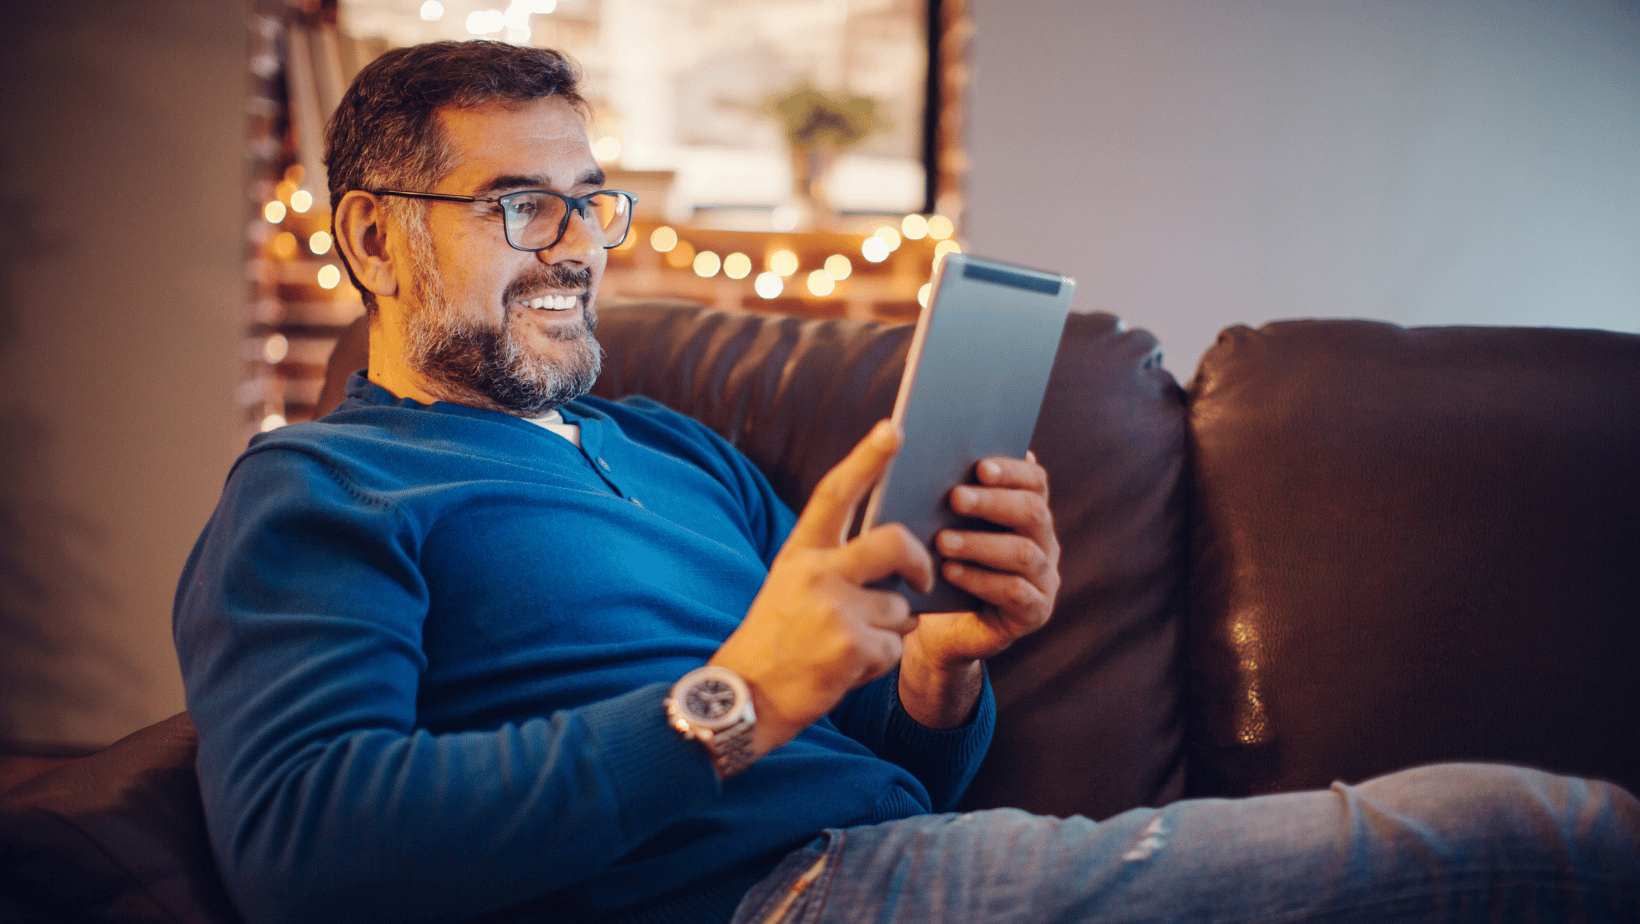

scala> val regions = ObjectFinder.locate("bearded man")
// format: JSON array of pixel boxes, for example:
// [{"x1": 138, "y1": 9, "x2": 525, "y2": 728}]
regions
[{"x1": 173, "y1": 40, "x2": 1639, "y2": 924}]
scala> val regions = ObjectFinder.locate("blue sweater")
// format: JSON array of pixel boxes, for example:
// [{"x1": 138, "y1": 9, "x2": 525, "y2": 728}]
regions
[{"x1": 174, "y1": 375, "x2": 994, "y2": 924}]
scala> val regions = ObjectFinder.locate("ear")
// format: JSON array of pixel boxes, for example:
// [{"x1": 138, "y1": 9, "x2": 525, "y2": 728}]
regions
[{"x1": 334, "y1": 190, "x2": 401, "y2": 300}]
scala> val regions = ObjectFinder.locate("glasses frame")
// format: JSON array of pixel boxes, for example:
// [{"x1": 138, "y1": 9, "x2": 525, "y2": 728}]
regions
[{"x1": 369, "y1": 187, "x2": 638, "y2": 252}]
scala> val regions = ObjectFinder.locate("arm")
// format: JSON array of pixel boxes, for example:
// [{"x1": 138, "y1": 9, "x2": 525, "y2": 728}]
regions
[{"x1": 175, "y1": 449, "x2": 720, "y2": 924}]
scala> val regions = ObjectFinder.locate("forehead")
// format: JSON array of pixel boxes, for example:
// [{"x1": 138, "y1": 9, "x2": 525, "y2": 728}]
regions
[{"x1": 432, "y1": 97, "x2": 594, "y2": 191}]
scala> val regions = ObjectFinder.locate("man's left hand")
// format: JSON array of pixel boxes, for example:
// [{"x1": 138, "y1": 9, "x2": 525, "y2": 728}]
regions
[{"x1": 897, "y1": 452, "x2": 1060, "y2": 728}]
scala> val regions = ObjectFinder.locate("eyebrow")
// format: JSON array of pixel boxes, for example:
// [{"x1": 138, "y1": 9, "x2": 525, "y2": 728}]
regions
[{"x1": 477, "y1": 168, "x2": 607, "y2": 197}]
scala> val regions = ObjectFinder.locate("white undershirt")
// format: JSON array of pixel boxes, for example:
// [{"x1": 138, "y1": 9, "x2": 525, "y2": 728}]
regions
[{"x1": 524, "y1": 408, "x2": 581, "y2": 447}]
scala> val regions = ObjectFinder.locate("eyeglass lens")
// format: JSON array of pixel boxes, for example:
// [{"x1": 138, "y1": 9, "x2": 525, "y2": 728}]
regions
[{"x1": 500, "y1": 191, "x2": 633, "y2": 250}]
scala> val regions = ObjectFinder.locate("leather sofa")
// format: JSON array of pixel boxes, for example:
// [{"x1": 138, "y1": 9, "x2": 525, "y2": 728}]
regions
[{"x1": 4, "y1": 300, "x2": 1637, "y2": 923}]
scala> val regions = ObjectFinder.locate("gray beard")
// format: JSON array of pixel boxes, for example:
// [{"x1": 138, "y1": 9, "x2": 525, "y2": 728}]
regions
[{"x1": 402, "y1": 230, "x2": 601, "y2": 416}]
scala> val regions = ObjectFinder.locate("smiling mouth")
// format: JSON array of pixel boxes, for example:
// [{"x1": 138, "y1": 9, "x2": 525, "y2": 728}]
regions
[{"x1": 522, "y1": 293, "x2": 579, "y2": 312}]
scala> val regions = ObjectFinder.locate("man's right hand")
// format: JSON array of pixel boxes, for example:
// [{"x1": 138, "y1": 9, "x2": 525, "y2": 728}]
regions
[{"x1": 710, "y1": 420, "x2": 935, "y2": 760}]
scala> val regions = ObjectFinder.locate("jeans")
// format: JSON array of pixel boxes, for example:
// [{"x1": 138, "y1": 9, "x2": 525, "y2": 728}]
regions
[{"x1": 729, "y1": 764, "x2": 1639, "y2": 923}]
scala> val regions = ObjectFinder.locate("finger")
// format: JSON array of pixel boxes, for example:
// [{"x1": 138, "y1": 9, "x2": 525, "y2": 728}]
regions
[
  {"x1": 948, "y1": 483, "x2": 1056, "y2": 546},
  {"x1": 839, "y1": 580, "x2": 921, "y2": 635},
  {"x1": 787, "y1": 420, "x2": 901, "y2": 549},
  {"x1": 973, "y1": 455, "x2": 1049, "y2": 494},
  {"x1": 942, "y1": 560, "x2": 1051, "y2": 630},
  {"x1": 835, "y1": 523, "x2": 936, "y2": 595},
  {"x1": 936, "y1": 529, "x2": 1051, "y2": 587}
]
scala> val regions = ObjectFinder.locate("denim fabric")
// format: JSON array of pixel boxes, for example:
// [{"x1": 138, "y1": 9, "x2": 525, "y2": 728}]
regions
[{"x1": 730, "y1": 764, "x2": 1639, "y2": 924}]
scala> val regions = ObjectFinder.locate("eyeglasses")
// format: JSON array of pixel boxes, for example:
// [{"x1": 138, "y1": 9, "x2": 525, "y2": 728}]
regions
[{"x1": 370, "y1": 187, "x2": 638, "y2": 252}]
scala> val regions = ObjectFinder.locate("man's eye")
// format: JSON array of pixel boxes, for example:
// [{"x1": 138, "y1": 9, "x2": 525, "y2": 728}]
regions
[{"x1": 505, "y1": 200, "x2": 540, "y2": 219}]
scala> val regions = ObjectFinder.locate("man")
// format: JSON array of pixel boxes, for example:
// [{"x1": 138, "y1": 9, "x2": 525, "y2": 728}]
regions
[{"x1": 175, "y1": 41, "x2": 1638, "y2": 924}]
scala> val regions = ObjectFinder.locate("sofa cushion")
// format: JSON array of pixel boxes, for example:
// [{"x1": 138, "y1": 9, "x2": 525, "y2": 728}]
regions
[
  {"x1": 0, "y1": 712, "x2": 241, "y2": 924},
  {"x1": 1185, "y1": 320, "x2": 1640, "y2": 799},
  {"x1": 592, "y1": 301, "x2": 1191, "y2": 820}
]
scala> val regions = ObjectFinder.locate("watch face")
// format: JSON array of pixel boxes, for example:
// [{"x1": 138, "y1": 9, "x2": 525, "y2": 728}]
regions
[{"x1": 686, "y1": 678, "x2": 738, "y2": 721}]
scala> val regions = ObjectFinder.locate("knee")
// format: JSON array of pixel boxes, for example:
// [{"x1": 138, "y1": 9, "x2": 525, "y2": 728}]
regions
[{"x1": 1356, "y1": 763, "x2": 1640, "y2": 875}]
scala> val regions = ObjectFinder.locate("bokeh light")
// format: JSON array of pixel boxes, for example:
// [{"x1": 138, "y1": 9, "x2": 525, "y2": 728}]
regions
[
  {"x1": 823, "y1": 253, "x2": 852, "y2": 280},
  {"x1": 665, "y1": 240, "x2": 696, "y2": 269},
  {"x1": 693, "y1": 250, "x2": 721, "y2": 278},
  {"x1": 754, "y1": 271, "x2": 783, "y2": 299},
  {"x1": 806, "y1": 270, "x2": 835, "y2": 297},
  {"x1": 723, "y1": 252, "x2": 752, "y2": 279},
  {"x1": 271, "y1": 232, "x2": 298, "y2": 260},
  {"x1": 317, "y1": 264, "x2": 342, "y2": 289},
  {"x1": 767, "y1": 249, "x2": 799, "y2": 277},
  {"x1": 263, "y1": 333, "x2": 289, "y2": 364}
]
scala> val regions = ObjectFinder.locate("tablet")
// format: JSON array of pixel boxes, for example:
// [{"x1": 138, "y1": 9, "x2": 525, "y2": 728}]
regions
[{"x1": 860, "y1": 253, "x2": 1075, "y2": 613}]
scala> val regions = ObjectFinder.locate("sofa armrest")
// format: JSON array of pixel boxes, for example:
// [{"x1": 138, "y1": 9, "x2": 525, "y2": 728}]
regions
[
  {"x1": 0, "y1": 713, "x2": 241, "y2": 924},
  {"x1": 1186, "y1": 320, "x2": 1640, "y2": 799}
]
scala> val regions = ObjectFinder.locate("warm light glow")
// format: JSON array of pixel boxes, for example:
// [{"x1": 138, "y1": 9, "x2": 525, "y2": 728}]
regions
[
  {"x1": 806, "y1": 270, "x2": 835, "y2": 297},
  {"x1": 861, "y1": 236, "x2": 890, "y2": 263},
  {"x1": 650, "y1": 226, "x2": 678, "y2": 252},
  {"x1": 260, "y1": 414, "x2": 287, "y2": 432},
  {"x1": 754, "y1": 271, "x2": 783, "y2": 299},
  {"x1": 901, "y1": 214, "x2": 929, "y2": 240},
  {"x1": 917, "y1": 283, "x2": 932, "y2": 308},
  {"x1": 767, "y1": 249, "x2": 799, "y2": 277},
  {"x1": 264, "y1": 200, "x2": 287, "y2": 224},
  {"x1": 420, "y1": 0, "x2": 445, "y2": 21},
  {"x1": 289, "y1": 189, "x2": 313, "y2": 213},
  {"x1": 723, "y1": 252, "x2": 752, "y2": 279},
  {"x1": 933, "y1": 239, "x2": 963, "y2": 268},
  {"x1": 770, "y1": 205, "x2": 799, "y2": 231},
  {"x1": 592, "y1": 136, "x2": 622, "y2": 163},
  {"x1": 309, "y1": 231, "x2": 333, "y2": 255},
  {"x1": 271, "y1": 232, "x2": 298, "y2": 260},
  {"x1": 693, "y1": 250, "x2": 721, "y2": 278},
  {"x1": 823, "y1": 253, "x2": 852, "y2": 280},
  {"x1": 665, "y1": 240, "x2": 696, "y2": 269},
  {"x1": 275, "y1": 179, "x2": 297, "y2": 203},
  {"x1": 466, "y1": 9, "x2": 506, "y2": 34},
  {"x1": 317, "y1": 264, "x2": 342, "y2": 289},
  {"x1": 873, "y1": 226, "x2": 902, "y2": 252},
  {"x1": 263, "y1": 333, "x2": 289, "y2": 364},
  {"x1": 927, "y1": 214, "x2": 955, "y2": 240}
]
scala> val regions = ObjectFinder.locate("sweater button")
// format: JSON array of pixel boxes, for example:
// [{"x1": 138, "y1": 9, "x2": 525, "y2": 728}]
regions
[
  {"x1": 631, "y1": 497, "x2": 644, "y2": 508},
  {"x1": 597, "y1": 458, "x2": 611, "y2": 471}
]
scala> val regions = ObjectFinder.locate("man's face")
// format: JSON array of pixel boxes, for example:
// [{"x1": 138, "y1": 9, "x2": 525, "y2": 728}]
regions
[{"x1": 395, "y1": 96, "x2": 608, "y2": 415}]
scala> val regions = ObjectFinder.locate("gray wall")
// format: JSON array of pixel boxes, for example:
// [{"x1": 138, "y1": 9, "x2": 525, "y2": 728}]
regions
[
  {"x1": 0, "y1": 2, "x2": 246, "y2": 747},
  {"x1": 967, "y1": 0, "x2": 1640, "y2": 377}
]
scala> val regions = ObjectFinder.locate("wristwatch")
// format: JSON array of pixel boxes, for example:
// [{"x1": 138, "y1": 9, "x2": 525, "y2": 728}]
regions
[{"x1": 665, "y1": 665, "x2": 758, "y2": 781}]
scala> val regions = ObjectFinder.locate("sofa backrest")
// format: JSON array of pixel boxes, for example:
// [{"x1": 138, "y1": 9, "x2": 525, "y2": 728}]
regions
[
  {"x1": 590, "y1": 301, "x2": 1194, "y2": 820},
  {"x1": 1185, "y1": 319, "x2": 1640, "y2": 799}
]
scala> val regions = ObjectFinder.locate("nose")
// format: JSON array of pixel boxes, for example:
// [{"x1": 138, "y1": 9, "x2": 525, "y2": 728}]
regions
[{"x1": 541, "y1": 207, "x2": 602, "y2": 265}]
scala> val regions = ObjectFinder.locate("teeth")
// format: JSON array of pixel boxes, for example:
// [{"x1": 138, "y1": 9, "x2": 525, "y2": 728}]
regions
[{"x1": 525, "y1": 294, "x2": 577, "y2": 311}]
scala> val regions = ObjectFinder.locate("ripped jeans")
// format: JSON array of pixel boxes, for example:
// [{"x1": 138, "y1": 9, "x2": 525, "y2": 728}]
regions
[{"x1": 729, "y1": 764, "x2": 1640, "y2": 923}]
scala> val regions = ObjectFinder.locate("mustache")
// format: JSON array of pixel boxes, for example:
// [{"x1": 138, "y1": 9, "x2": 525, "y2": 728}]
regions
[{"x1": 503, "y1": 265, "x2": 593, "y2": 304}]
